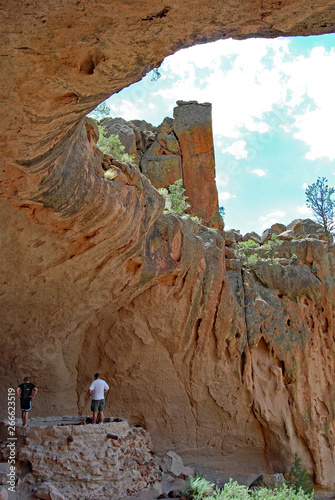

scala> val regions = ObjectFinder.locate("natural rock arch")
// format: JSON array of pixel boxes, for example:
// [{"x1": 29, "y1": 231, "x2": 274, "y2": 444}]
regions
[{"x1": 1, "y1": 0, "x2": 335, "y2": 490}]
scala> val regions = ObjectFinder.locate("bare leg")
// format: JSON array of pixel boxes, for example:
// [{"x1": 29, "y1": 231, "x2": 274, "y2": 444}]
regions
[
  {"x1": 92, "y1": 411, "x2": 98, "y2": 424},
  {"x1": 22, "y1": 411, "x2": 28, "y2": 426},
  {"x1": 98, "y1": 411, "x2": 104, "y2": 423}
]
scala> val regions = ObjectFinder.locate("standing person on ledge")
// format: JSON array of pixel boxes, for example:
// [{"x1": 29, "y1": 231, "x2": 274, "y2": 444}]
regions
[
  {"x1": 89, "y1": 373, "x2": 109, "y2": 424},
  {"x1": 16, "y1": 376, "x2": 38, "y2": 427}
]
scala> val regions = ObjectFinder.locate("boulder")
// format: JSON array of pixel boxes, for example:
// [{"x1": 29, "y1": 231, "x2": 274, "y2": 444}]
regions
[
  {"x1": 100, "y1": 117, "x2": 139, "y2": 160},
  {"x1": 160, "y1": 451, "x2": 194, "y2": 479},
  {"x1": 225, "y1": 246, "x2": 238, "y2": 259},
  {"x1": 287, "y1": 219, "x2": 323, "y2": 237},
  {"x1": 36, "y1": 482, "x2": 66, "y2": 500},
  {"x1": 249, "y1": 473, "x2": 285, "y2": 490},
  {"x1": 243, "y1": 232, "x2": 261, "y2": 244},
  {"x1": 271, "y1": 223, "x2": 287, "y2": 234},
  {"x1": 140, "y1": 154, "x2": 182, "y2": 189},
  {"x1": 252, "y1": 260, "x2": 321, "y2": 302},
  {"x1": 224, "y1": 229, "x2": 242, "y2": 246},
  {"x1": 157, "y1": 131, "x2": 180, "y2": 155},
  {"x1": 277, "y1": 230, "x2": 294, "y2": 241},
  {"x1": 261, "y1": 228, "x2": 279, "y2": 244}
]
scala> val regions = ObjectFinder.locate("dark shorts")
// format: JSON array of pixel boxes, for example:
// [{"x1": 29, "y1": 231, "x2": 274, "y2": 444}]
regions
[
  {"x1": 20, "y1": 398, "x2": 32, "y2": 412},
  {"x1": 91, "y1": 399, "x2": 105, "y2": 412}
]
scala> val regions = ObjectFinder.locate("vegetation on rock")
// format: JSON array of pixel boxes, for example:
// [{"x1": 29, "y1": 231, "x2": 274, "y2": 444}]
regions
[
  {"x1": 97, "y1": 125, "x2": 134, "y2": 162},
  {"x1": 159, "y1": 179, "x2": 190, "y2": 215}
]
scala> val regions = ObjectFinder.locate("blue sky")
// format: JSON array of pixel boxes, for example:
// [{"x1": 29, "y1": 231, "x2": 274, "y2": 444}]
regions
[{"x1": 105, "y1": 35, "x2": 335, "y2": 235}]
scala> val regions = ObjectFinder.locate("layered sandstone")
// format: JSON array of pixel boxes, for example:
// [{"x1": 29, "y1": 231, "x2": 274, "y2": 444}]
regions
[{"x1": 1, "y1": 0, "x2": 335, "y2": 494}]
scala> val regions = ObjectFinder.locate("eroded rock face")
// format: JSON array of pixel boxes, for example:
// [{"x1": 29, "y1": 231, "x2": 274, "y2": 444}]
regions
[{"x1": 1, "y1": 0, "x2": 335, "y2": 493}]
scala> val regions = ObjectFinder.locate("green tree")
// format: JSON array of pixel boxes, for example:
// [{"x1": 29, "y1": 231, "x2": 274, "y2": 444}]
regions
[
  {"x1": 151, "y1": 67, "x2": 162, "y2": 81},
  {"x1": 97, "y1": 125, "x2": 134, "y2": 162},
  {"x1": 89, "y1": 101, "x2": 111, "y2": 121},
  {"x1": 286, "y1": 453, "x2": 313, "y2": 494},
  {"x1": 219, "y1": 206, "x2": 225, "y2": 219},
  {"x1": 305, "y1": 177, "x2": 335, "y2": 234}
]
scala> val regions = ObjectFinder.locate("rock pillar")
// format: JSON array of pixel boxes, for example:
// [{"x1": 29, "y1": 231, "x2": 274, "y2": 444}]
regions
[{"x1": 173, "y1": 101, "x2": 223, "y2": 230}]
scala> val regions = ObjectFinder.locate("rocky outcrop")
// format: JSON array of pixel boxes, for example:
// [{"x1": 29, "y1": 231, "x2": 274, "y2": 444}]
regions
[
  {"x1": 137, "y1": 116, "x2": 183, "y2": 190},
  {"x1": 102, "y1": 102, "x2": 223, "y2": 229},
  {"x1": 1, "y1": 0, "x2": 335, "y2": 495}
]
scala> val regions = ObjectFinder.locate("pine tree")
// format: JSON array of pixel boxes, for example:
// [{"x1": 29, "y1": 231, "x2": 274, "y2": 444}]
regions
[
  {"x1": 305, "y1": 177, "x2": 335, "y2": 234},
  {"x1": 286, "y1": 453, "x2": 313, "y2": 494}
]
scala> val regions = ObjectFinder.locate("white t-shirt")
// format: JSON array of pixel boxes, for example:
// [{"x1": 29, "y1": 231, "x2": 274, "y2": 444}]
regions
[{"x1": 89, "y1": 379, "x2": 109, "y2": 400}]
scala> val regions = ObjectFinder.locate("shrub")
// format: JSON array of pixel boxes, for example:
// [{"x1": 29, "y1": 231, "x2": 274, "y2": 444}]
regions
[
  {"x1": 216, "y1": 478, "x2": 250, "y2": 499},
  {"x1": 236, "y1": 240, "x2": 260, "y2": 267},
  {"x1": 237, "y1": 240, "x2": 259, "y2": 251},
  {"x1": 97, "y1": 125, "x2": 134, "y2": 162},
  {"x1": 251, "y1": 483, "x2": 313, "y2": 499},
  {"x1": 247, "y1": 253, "x2": 261, "y2": 266},
  {"x1": 182, "y1": 475, "x2": 215, "y2": 499},
  {"x1": 286, "y1": 453, "x2": 313, "y2": 495},
  {"x1": 169, "y1": 179, "x2": 190, "y2": 215},
  {"x1": 183, "y1": 477, "x2": 313, "y2": 500},
  {"x1": 188, "y1": 214, "x2": 203, "y2": 224}
]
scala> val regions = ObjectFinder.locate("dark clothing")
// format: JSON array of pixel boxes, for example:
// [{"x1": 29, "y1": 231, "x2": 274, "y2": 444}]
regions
[
  {"x1": 19, "y1": 382, "x2": 36, "y2": 411},
  {"x1": 91, "y1": 399, "x2": 105, "y2": 412}
]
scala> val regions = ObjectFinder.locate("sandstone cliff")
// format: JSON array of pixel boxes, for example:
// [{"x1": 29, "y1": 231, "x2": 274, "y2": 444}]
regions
[{"x1": 1, "y1": 0, "x2": 335, "y2": 493}]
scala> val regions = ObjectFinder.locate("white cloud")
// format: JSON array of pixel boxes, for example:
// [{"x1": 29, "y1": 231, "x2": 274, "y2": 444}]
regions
[
  {"x1": 222, "y1": 140, "x2": 248, "y2": 159},
  {"x1": 296, "y1": 204, "x2": 313, "y2": 216},
  {"x1": 215, "y1": 173, "x2": 230, "y2": 188},
  {"x1": 109, "y1": 99, "x2": 143, "y2": 120},
  {"x1": 252, "y1": 169, "x2": 267, "y2": 177},
  {"x1": 153, "y1": 38, "x2": 335, "y2": 161},
  {"x1": 219, "y1": 191, "x2": 236, "y2": 202},
  {"x1": 301, "y1": 183, "x2": 308, "y2": 190},
  {"x1": 281, "y1": 46, "x2": 335, "y2": 160},
  {"x1": 259, "y1": 210, "x2": 286, "y2": 229},
  {"x1": 153, "y1": 38, "x2": 290, "y2": 139},
  {"x1": 109, "y1": 37, "x2": 335, "y2": 162}
]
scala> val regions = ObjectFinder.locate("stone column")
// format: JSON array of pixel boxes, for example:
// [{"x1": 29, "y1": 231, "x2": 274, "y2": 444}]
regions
[{"x1": 173, "y1": 101, "x2": 223, "y2": 230}]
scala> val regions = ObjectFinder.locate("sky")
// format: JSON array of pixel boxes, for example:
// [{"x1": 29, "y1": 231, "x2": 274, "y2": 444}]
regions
[{"x1": 105, "y1": 34, "x2": 335, "y2": 235}]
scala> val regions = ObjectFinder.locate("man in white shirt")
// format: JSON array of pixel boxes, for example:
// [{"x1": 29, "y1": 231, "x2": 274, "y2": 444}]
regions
[{"x1": 88, "y1": 373, "x2": 110, "y2": 424}]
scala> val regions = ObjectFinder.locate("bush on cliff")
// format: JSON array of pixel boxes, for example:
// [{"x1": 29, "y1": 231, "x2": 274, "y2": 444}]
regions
[
  {"x1": 159, "y1": 179, "x2": 190, "y2": 215},
  {"x1": 97, "y1": 125, "x2": 134, "y2": 162}
]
